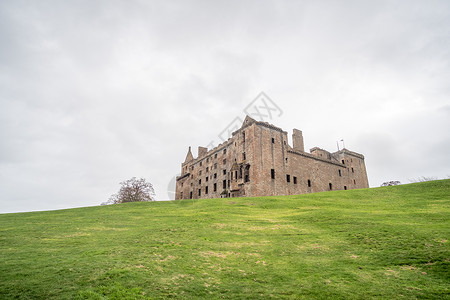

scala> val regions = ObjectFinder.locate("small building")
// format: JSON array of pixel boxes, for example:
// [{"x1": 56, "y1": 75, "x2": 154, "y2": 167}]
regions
[{"x1": 175, "y1": 116, "x2": 369, "y2": 199}]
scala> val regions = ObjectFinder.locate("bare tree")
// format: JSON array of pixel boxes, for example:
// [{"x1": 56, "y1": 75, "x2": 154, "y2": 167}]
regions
[
  {"x1": 408, "y1": 176, "x2": 438, "y2": 183},
  {"x1": 381, "y1": 181, "x2": 401, "y2": 187},
  {"x1": 103, "y1": 177, "x2": 155, "y2": 205}
]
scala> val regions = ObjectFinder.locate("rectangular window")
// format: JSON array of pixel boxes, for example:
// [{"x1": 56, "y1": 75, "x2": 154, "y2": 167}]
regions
[
  {"x1": 206, "y1": 167, "x2": 209, "y2": 173},
  {"x1": 206, "y1": 177, "x2": 208, "y2": 182},
  {"x1": 213, "y1": 183, "x2": 217, "y2": 192},
  {"x1": 214, "y1": 173, "x2": 217, "y2": 179},
  {"x1": 342, "y1": 160, "x2": 345, "y2": 164},
  {"x1": 190, "y1": 191, "x2": 192, "y2": 199},
  {"x1": 286, "y1": 174, "x2": 290, "y2": 183},
  {"x1": 344, "y1": 186, "x2": 347, "y2": 190},
  {"x1": 243, "y1": 152, "x2": 246, "y2": 160},
  {"x1": 235, "y1": 171, "x2": 238, "y2": 180},
  {"x1": 206, "y1": 158, "x2": 209, "y2": 163},
  {"x1": 272, "y1": 138, "x2": 275, "y2": 143},
  {"x1": 198, "y1": 189, "x2": 201, "y2": 196},
  {"x1": 329, "y1": 183, "x2": 333, "y2": 190},
  {"x1": 352, "y1": 167, "x2": 354, "y2": 173},
  {"x1": 199, "y1": 179, "x2": 201, "y2": 185},
  {"x1": 228, "y1": 180, "x2": 230, "y2": 187},
  {"x1": 223, "y1": 180, "x2": 226, "y2": 189},
  {"x1": 215, "y1": 153, "x2": 217, "y2": 159},
  {"x1": 223, "y1": 149, "x2": 227, "y2": 155},
  {"x1": 271, "y1": 169, "x2": 275, "y2": 179},
  {"x1": 200, "y1": 161, "x2": 202, "y2": 166},
  {"x1": 205, "y1": 186, "x2": 208, "y2": 194},
  {"x1": 338, "y1": 169, "x2": 342, "y2": 177},
  {"x1": 293, "y1": 176, "x2": 297, "y2": 184},
  {"x1": 223, "y1": 169, "x2": 226, "y2": 175},
  {"x1": 242, "y1": 131, "x2": 245, "y2": 141},
  {"x1": 308, "y1": 179, "x2": 311, "y2": 187}
]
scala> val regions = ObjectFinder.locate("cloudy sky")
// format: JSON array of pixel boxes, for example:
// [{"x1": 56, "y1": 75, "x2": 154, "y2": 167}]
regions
[{"x1": 1, "y1": 0, "x2": 449, "y2": 213}]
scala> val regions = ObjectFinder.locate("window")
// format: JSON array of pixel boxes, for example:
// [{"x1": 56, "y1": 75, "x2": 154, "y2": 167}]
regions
[
  {"x1": 231, "y1": 172, "x2": 233, "y2": 180},
  {"x1": 199, "y1": 170, "x2": 202, "y2": 175},
  {"x1": 198, "y1": 189, "x2": 201, "y2": 196},
  {"x1": 342, "y1": 160, "x2": 345, "y2": 164},
  {"x1": 272, "y1": 138, "x2": 275, "y2": 143},
  {"x1": 213, "y1": 183, "x2": 217, "y2": 192},
  {"x1": 190, "y1": 182, "x2": 193, "y2": 187},
  {"x1": 215, "y1": 153, "x2": 217, "y2": 159},
  {"x1": 242, "y1": 131, "x2": 245, "y2": 141},
  {"x1": 286, "y1": 174, "x2": 291, "y2": 183},
  {"x1": 223, "y1": 159, "x2": 226, "y2": 165},
  {"x1": 294, "y1": 177, "x2": 297, "y2": 184},
  {"x1": 344, "y1": 186, "x2": 347, "y2": 190},
  {"x1": 284, "y1": 141, "x2": 286, "y2": 145},
  {"x1": 286, "y1": 158, "x2": 288, "y2": 163},
  {"x1": 351, "y1": 167, "x2": 354, "y2": 173},
  {"x1": 199, "y1": 179, "x2": 201, "y2": 185},
  {"x1": 354, "y1": 179, "x2": 356, "y2": 184},
  {"x1": 329, "y1": 183, "x2": 333, "y2": 190},
  {"x1": 214, "y1": 173, "x2": 217, "y2": 179},
  {"x1": 338, "y1": 170, "x2": 342, "y2": 177},
  {"x1": 206, "y1": 158, "x2": 209, "y2": 163},
  {"x1": 228, "y1": 180, "x2": 230, "y2": 187},
  {"x1": 235, "y1": 171, "x2": 238, "y2": 180},
  {"x1": 223, "y1": 149, "x2": 227, "y2": 155},
  {"x1": 206, "y1": 167, "x2": 209, "y2": 173},
  {"x1": 223, "y1": 169, "x2": 226, "y2": 175},
  {"x1": 243, "y1": 152, "x2": 246, "y2": 160},
  {"x1": 308, "y1": 179, "x2": 311, "y2": 187},
  {"x1": 190, "y1": 191, "x2": 193, "y2": 199},
  {"x1": 181, "y1": 182, "x2": 183, "y2": 187},
  {"x1": 206, "y1": 177, "x2": 208, "y2": 182},
  {"x1": 205, "y1": 186, "x2": 208, "y2": 194},
  {"x1": 244, "y1": 165, "x2": 250, "y2": 183},
  {"x1": 200, "y1": 161, "x2": 202, "y2": 166},
  {"x1": 223, "y1": 180, "x2": 226, "y2": 189},
  {"x1": 271, "y1": 169, "x2": 275, "y2": 179}
]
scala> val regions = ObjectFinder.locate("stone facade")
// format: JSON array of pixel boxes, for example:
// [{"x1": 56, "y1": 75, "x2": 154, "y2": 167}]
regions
[{"x1": 175, "y1": 116, "x2": 369, "y2": 200}]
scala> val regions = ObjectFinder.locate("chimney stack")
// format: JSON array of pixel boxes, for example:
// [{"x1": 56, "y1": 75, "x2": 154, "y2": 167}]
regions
[{"x1": 292, "y1": 129, "x2": 304, "y2": 152}]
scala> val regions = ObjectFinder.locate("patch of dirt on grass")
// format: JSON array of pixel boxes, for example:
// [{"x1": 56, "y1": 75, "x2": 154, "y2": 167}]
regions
[{"x1": 200, "y1": 251, "x2": 235, "y2": 258}]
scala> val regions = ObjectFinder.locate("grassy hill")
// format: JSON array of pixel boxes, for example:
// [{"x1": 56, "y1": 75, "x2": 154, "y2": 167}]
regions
[{"x1": 1, "y1": 180, "x2": 449, "y2": 299}]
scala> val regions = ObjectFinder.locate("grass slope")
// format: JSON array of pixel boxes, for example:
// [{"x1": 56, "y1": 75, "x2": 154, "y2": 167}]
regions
[{"x1": 1, "y1": 180, "x2": 449, "y2": 299}]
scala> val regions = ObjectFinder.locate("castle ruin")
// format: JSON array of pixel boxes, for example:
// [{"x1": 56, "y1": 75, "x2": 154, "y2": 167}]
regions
[{"x1": 175, "y1": 116, "x2": 369, "y2": 200}]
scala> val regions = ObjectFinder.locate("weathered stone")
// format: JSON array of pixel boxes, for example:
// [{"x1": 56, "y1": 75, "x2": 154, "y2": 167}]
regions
[{"x1": 176, "y1": 116, "x2": 369, "y2": 200}]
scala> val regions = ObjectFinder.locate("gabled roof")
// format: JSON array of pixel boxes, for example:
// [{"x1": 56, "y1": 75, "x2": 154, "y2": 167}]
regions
[{"x1": 241, "y1": 115, "x2": 257, "y2": 128}]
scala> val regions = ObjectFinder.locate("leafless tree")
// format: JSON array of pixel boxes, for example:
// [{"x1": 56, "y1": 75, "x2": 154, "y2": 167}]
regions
[
  {"x1": 103, "y1": 177, "x2": 155, "y2": 205},
  {"x1": 381, "y1": 181, "x2": 401, "y2": 187},
  {"x1": 408, "y1": 176, "x2": 438, "y2": 183}
]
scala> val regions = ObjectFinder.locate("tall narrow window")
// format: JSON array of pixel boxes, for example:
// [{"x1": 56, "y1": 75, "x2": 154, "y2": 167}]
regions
[
  {"x1": 198, "y1": 189, "x2": 201, "y2": 196},
  {"x1": 243, "y1": 152, "x2": 246, "y2": 160},
  {"x1": 271, "y1": 169, "x2": 275, "y2": 179},
  {"x1": 223, "y1": 149, "x2": 227, "y2": 155},
  {"x1": 190, "y1": 191, "x2": 193, "y2": 199},
  {"x1": 286, "y1": 174, "x2": 291, "y2": 183},
  {"x1": 272, "y1": 138, "x2": 275, "y2": 143},
  {"x1": 293, "y1": 177, "x2": 297, "y2": 184},
  {"x1": 205, "y1": 177, "x2": 208, "y2": 182},
  {"x1": 213, "y1": 183, "x2": 217, "y2": 192},
  {"x1": 205, "y1": 186, "x2": 208, "y2": 194},
  {"x1": 223, "y1": 180, "x2": 226, "y2": 189},
  {"x1": 329, "y1": 183, "x2": 333, "y2": 190},
  {"x1": 351, "y1": 167, "x2": 354, "y2": 173},
  {"x1": 342, "y1": 160, "x2": 345, "y2": 164},
  {"x1": 235, "y1": 171, "x2": 238, "y2": 180},
  {"x1": 223, "y1": 169, "x2": 226, "y2": 175},
  {"x1": 354, "y1": 179, "x2": 356, "y2": 184},
  {"x1": 199, "y1": 179, "x2": 201, "y2": 185},
  {"x1": 308, "y1": 179, "x2": 311, "y2": 187},
  {"x1": 344, "y1": 186, "x2": 347, "y2": 190},
  {"x1": 338, "y1": 170, "x2": 342, "y2": 177},
  {"x1": 242, "y1": 131, "x2": 245, "y2": 141}
]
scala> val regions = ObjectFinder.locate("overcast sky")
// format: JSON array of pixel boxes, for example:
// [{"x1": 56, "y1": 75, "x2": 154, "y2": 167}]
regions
[{"x1": 1, "y1": 0, "x2": 449, "y2": 213}]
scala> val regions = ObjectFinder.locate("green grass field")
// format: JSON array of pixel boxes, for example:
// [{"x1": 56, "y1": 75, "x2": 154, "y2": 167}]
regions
[{"x1": 1, "y1": 180, "x2": 449, "y2": 299}]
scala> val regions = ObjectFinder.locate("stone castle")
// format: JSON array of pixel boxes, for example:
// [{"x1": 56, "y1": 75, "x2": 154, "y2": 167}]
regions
[{"x1": 175, "y1": 116, "x2": 369, "y2": 200}]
